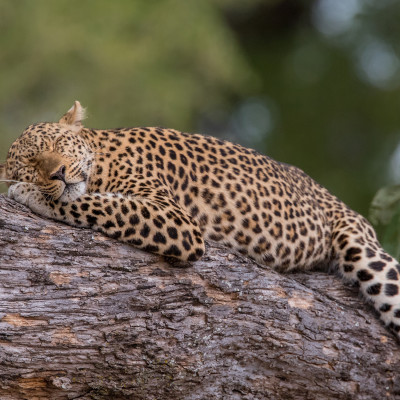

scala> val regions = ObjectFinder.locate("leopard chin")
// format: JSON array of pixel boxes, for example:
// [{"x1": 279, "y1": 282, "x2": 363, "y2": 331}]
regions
[{"x1": 58, "y1": 181, "x2": 87, "y2": 202}]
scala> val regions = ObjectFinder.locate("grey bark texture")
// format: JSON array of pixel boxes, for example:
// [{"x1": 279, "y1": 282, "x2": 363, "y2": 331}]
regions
[{"x1": 0, "y1": 193, "x2": 399, "y2": 400}]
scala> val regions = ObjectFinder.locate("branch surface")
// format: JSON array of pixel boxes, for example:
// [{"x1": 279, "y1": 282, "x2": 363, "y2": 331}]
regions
[{"x1": 0, "y1": 194, "x2": 399, "y2": 399}]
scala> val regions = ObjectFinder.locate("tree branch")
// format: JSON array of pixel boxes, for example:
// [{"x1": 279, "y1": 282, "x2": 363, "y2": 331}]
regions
[{"x1": 0, "y1": 194, "x2": 399, "y2": 399}]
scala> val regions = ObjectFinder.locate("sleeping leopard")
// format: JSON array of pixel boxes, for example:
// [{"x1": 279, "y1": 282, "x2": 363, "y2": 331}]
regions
[{"x1": 2, "y1": 101, "x2": 400, "y2": 338}]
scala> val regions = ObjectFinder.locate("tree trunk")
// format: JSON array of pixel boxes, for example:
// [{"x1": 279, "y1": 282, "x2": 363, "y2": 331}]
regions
[{"x1": 0, "y1": 193, "x2": 399, "y2": 400}]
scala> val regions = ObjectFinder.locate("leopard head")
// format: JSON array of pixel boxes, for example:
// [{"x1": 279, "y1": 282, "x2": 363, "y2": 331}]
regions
[{"x1": 2, "y1": 101, "x2": 94, "y2": 202}]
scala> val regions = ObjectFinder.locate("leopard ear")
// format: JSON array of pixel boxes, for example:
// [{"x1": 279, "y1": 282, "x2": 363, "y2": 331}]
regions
[{"x1": 59, "y1": 101, "x2": 86, "y2": 131}]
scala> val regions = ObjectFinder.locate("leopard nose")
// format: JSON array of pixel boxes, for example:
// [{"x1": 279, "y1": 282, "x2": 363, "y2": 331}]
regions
[{"x1": 50, "y1": 165, "x2": 66, "y2": 182}]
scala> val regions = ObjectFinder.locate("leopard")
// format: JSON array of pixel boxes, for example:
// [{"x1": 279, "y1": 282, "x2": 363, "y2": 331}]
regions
[{"x1": 1, "y1": 101, "x2": 400, "y2": 338}]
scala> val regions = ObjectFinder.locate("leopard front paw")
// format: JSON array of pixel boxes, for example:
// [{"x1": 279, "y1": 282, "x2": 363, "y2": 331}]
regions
[
  {"x1": 8, "y1": 183, "x2": 55, "y2": 219},
  {"x1": 8, "y1": 182, "x2": 36, "y2": 205}
]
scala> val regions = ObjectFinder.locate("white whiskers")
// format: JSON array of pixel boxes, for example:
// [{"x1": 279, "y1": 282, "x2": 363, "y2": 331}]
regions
[{"x1": 0, "y1": 179, "x2": 26, "y2": 184}]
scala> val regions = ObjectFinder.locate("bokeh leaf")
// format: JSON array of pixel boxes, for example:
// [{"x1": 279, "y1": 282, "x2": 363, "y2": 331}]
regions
[
  {"x1": 369, "y1": 185, "x2": 400, "y2": 258},
  {"x1": 369, "y1": 185, "x2": 400, "y2": 225}
]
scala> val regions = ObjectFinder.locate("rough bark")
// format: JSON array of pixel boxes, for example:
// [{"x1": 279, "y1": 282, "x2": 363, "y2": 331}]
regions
[{"x1": 0, "y1": 193, "x2": 399, "y2": 400}]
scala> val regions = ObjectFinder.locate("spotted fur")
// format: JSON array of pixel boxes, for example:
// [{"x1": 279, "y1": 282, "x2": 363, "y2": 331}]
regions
[{"x1": 2, "y1": 101, "x2": 400, "y2": 338}]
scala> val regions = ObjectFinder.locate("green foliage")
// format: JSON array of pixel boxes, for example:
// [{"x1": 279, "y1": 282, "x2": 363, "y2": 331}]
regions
[
  {"x1": 370, "y1": 186, "x2": 400, "y2": 258},
  {"x1": 1, "y1": 0, "x2": 400, "y2": 220},
  {"x1": 0, "y1": 0, "x2": 252, "y2": 146}
]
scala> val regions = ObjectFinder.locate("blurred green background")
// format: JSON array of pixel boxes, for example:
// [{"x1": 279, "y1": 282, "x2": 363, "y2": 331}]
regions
[{"x1": 1, "y1": 0, "x2": 400, "y2": 217}]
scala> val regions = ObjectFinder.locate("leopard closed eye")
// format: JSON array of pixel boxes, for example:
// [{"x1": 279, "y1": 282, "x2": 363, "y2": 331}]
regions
[{"x1": 2, "y1": 100, "x2": 400, "y2": 339}]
